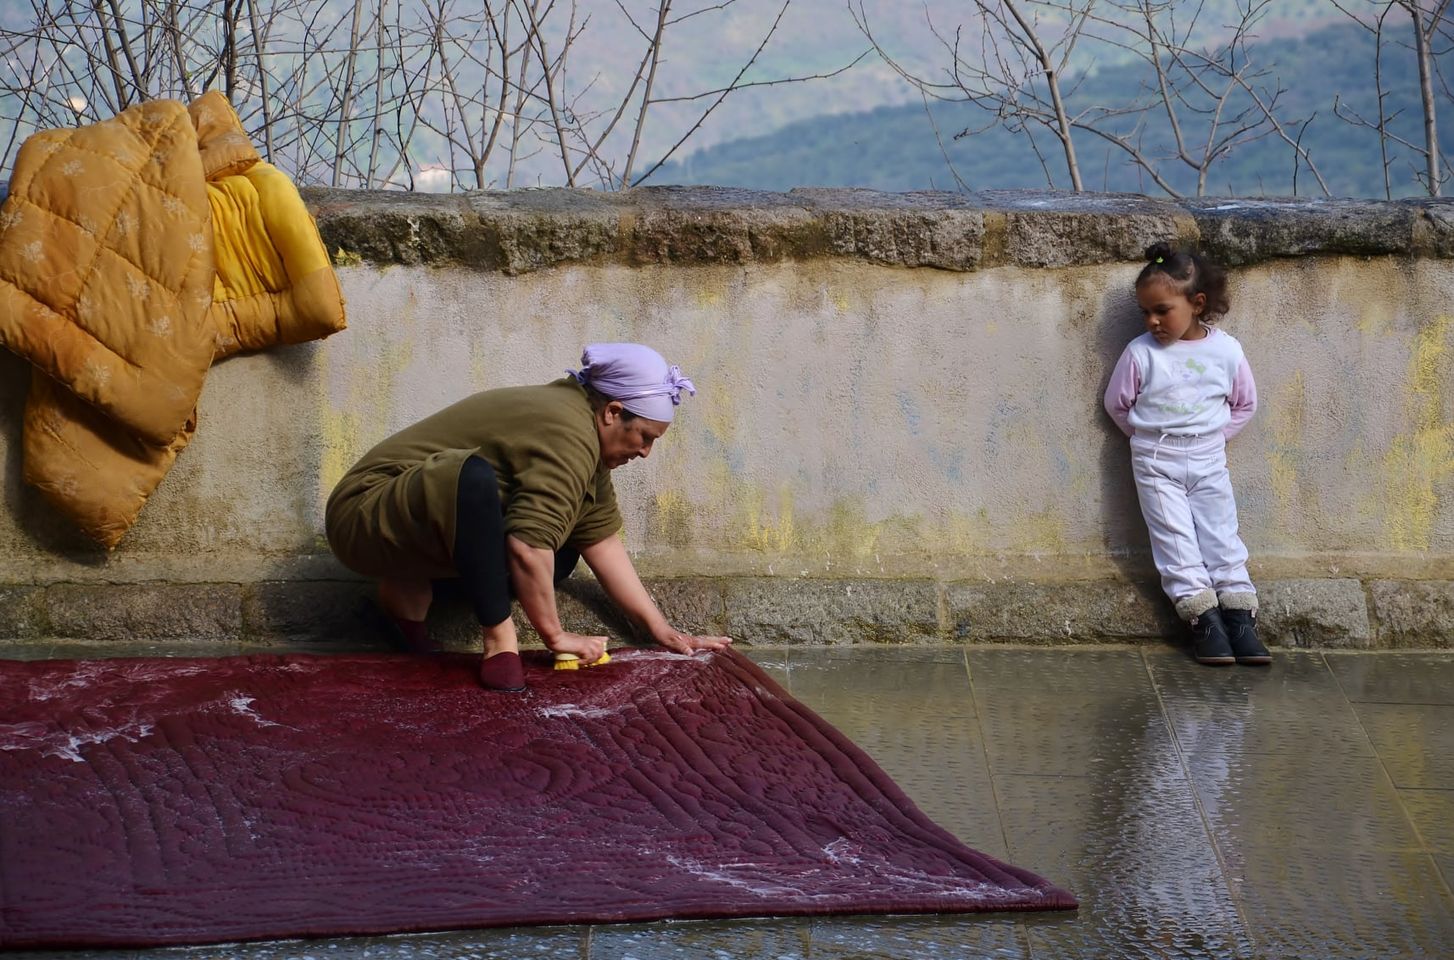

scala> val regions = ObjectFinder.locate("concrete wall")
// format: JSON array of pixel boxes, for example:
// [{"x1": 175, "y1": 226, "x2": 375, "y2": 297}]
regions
[{"x1": 4, "y1": 188, "x2": 1454, "y2": 648}]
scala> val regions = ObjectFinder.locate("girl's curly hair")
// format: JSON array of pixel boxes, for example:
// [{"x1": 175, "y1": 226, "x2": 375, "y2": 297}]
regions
[{"x1": 1135, "y1": 241, "x2": 1230, "y2": 321}]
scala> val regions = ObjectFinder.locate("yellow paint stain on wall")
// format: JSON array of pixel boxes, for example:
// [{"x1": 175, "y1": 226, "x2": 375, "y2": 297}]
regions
[
  {"x1": 740, "y1": 485, "x2": 798, "y2": 553},
  {"x1": 647, "y1": 487, "x2": 695, "y2": 547},
  {"x1": 1266, "y1": 371, "x2": 1307, "y2": 534},
  {"x1": 1357, "y1": 301, "x2": 1394, "y2": 336},
  {"x1": 941, "y1": 510, "x2": 993, "y2": 554},
  {"x1": 1014, "y1": 510, "x2": 1068, "y2": 552},
  {"x1": 813, "y1": 500, "x2": 890, "y2": 560},
  {"x1": 317, "y1": 407, "x2": 361, "y2": 497},
  {"x1": 468, "y1": 340, "x2": 492, "y2": 388},
  {"x1": 664, "y1": 462, "x2": 1099, "y2": 568},
  {"x1": 1383, "y1": 316, "x2": 1454, "y2": 550},
  {"x1": 731, "y1": 491, "x2": 896, "y2": 562},
  {"x1": 705, "y1": 388, "x2": 739, "y2": 445},
  {"x1": 316, "y1": 337, "x2": 415, "y2": 506}
]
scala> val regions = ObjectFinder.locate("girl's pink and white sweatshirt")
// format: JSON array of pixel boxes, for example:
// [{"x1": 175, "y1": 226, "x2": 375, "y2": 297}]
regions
[{"x1": 1103, "y1": 327, "x2": 1257, "y2": 439}]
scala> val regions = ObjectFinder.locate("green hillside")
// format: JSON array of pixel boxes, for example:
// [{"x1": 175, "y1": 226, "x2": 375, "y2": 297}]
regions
[{"x1": 651, "y1": 21, "x2": 1454, "y2": 198}]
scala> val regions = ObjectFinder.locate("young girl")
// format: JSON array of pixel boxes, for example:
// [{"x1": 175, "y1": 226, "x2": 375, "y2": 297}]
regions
[{"x1": 1104, "y1": 242, "x2": 1269, "y2": 666}]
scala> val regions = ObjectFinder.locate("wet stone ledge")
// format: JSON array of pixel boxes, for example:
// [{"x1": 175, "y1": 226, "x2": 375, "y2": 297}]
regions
[
  {"x1": 2, "y1": 577, "x2": 1451, "y2": 651},
  {"x1": 304, "y1": 186, "x2": 1454, "y2": 275}
]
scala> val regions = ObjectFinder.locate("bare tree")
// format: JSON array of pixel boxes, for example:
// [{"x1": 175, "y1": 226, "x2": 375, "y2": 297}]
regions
[
  {"x1": 851, "y1": 0, "x2": 1089, "y2": 189},
  {"x1": 0, "y1": 0, "x2": 859, "y2": 191},
  {"x1": 852, "y1": 0, "x2": 1326, "y2": 197},
  {"x1": 1082, "y1": 0, "x2": 1328, "y2": 197},
  {"x1": 1333, "y1": 0, "x2": 1454, "y2": 196}
]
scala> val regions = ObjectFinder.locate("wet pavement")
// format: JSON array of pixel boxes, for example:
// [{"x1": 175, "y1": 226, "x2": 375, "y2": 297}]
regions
[{"x1": 3, "y1": 641, "x2": 1453, "y2": 959}]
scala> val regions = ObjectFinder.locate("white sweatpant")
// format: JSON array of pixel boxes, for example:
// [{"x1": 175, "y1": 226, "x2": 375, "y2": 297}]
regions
[{"x1": 1129, "y1": 430, "x2": 1256, "y2": 617}]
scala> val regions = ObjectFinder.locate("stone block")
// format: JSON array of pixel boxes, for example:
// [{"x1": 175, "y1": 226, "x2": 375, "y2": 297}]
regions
[
  {"x1": 824, "y1": 211, "x2": 984, "y2": 270},
  {"x1": 630, "y1": 206, "x2": 819, "y2": 266},
  {"x1": 1410, "y1": 200, "x2": 1454, "y2": 258},
  {"x1": 308, "y1": 190, "x2": 494, "y2": 267},
  {"x1": 1257, "y1": 579, "x2": 1372, "y2": 649},
  {"x1": 422, "y1": 578, "x2": 632, "y2": 653},
  {"x1": 1186, "y1": 197, "x2": 1421, "y2": 266},
  {"x1": 553, "y1": 579, "x2": 635, "y2": 639},
  {"x1": 45, "y1": 583, "x2": 243, "y2": 643},
  {"x1": 791, "y1": 187, "x2": 985, "y2": 269},
  {"x1": 242, "y1": 580, "x2": 382, "y2": 642},
  {"x1": 983, "y1": 191, "x2": 1193, "y2": 268},
  {"x1": 722, "y1": 578, "x2": 940, "y2": 645},
  {"x1": 1369, "y1": 580, "x2": 1454, "y2": 649},
  {"x1": 424, "y1": 602, "x2": 482, "y2": 652},
  {"x1": 307, "y1": 187, "x2": 1454, "y2": 276},
  {"x1": 946, "y1": 580, "x2": 1177, "y2": 643},
  {"x1": 476, "y1": 192, "x2": 623, "y2": 274},
  {"x1": 642, "y1": 578, "x2": 727, "y2": 637},
  {"x1": 0, "y1": 585, "x2": 44, "y2": 639}
]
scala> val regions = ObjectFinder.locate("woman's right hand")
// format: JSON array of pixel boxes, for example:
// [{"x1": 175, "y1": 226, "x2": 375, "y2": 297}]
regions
[{"x1": 545, "y1": 631, "x2": 609, "y2": 662}]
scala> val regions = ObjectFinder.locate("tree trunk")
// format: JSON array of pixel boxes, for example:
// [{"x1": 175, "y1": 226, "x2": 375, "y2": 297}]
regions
[{"x1": 1407, "y1": 1, "x2": 1440, "y2": 195}]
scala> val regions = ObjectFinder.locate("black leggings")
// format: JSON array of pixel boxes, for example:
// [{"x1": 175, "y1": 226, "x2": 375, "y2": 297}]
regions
[{"x1": 454, "y1": 456, "x2": 579, "y2": 627}]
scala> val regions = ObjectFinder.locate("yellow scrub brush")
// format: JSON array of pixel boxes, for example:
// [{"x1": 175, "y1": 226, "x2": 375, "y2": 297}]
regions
[{"x1": 553, "y1": 650, "x2": 611, "y2": 670}]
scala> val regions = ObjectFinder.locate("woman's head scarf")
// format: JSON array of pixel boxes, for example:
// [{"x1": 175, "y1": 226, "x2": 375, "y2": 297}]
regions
[{"x1": 568, "y1": 343, "x2": 696, "y2": 422}]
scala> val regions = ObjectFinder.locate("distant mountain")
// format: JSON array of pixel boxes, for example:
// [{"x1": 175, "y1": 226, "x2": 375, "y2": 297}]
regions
[
  {"x1": 0, "y1": 0, "x2": 1376, "y2": 189},
  {"x1": 650, "y1": 21, "x2": 1454, "y2": 198}
]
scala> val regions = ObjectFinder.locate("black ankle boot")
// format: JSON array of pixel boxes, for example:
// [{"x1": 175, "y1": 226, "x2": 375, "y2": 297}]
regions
[
  {"x1": 1221, "y1": 607, "x2": 1270, "y2": 665},
  {"x1": 1189, "y1": 607, "x2": 1235, "y2": 665}
]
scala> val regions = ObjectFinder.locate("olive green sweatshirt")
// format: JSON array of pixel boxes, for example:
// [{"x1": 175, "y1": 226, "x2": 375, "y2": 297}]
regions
[{"x1": 325, "y1": 378, "x2": 620, "y2": 579}]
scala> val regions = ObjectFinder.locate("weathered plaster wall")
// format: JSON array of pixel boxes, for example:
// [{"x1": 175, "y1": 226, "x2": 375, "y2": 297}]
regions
[
  {"x1": 321, "y1": 257, "x2": 1454, "y2": 584},
  {"x1": 3, "y1": 188, "x2": 1454, "y2": 647}
]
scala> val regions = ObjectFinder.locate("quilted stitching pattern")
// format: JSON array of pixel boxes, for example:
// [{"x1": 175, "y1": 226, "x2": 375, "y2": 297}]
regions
[
  {"x1": 0, "y1": 649, "x2": 1074, "y2": 949},
  {"x1": 0, "y1": 93, "x2": 344, "y2": 548},
  {"x1": 0, "y1": 101, "x2": 213, "y2": 446}
]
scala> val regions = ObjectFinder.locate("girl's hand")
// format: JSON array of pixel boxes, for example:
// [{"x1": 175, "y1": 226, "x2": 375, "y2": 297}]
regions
[
  {"x1": 545, "y1": 631, "x2": 609, "y2": 662},
  {"x1": 652, "y1": 627, "x2": 733, "y2": 654}
]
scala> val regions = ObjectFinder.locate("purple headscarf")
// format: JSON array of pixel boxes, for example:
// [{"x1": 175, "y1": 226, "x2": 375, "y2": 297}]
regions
[{"x1": 567, "y1": 343, "x2": 697, "y2": 422}]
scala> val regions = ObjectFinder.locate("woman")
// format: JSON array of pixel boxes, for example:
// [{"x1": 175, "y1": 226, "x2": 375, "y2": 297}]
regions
[{"x1": 325, "y1": 343, "x2": 731, "y2": 691}]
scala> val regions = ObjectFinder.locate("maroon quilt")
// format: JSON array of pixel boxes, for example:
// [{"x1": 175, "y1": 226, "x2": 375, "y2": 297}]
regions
[{"x1": 0, "y1": 647, "x2": 1075, "y2": 949}]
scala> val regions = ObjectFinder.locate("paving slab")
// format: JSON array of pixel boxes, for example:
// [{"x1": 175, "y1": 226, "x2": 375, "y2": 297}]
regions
[
  {"x1": 996, "y1": 773, "x2": 1250, "y2": 959},
  {"x1": 1184, "y1": 745, "x2": 1421, "y2": 853},
  {"x1": 1147, "y1": 650, "x2": 1375, "y2": 757},
  {"x1": 1399, "y1": 789, "x2": 1454, "y2": 854},
  {"x1": 586, "y1": 918, "x2": 809, "y2": 959},
  {"x1": 739, "y1": 646, "x2": 789, "y2": 688},
  {"x1": 1229, "y1": 848, "x2": 1454, "y2": 960},
  {"x1": 787, "y1": 650, "x2": 1006, "y2": 860},
  {"x1": 0, "y1": 641, "x2": 57, "y2": 660},
  {"x1": 4, "y1": 643, "x2": 1453, "y2": 959},
  {"x1": 807, "y1": 914, "x2": 1028, "y2": 959},
  {"x1": 4, "y1": 928, "x2": 588, "y2": 959},
  {"x1": 1354, "y1": 702, "x2": 1454, "y2": 789},
  {"x1": 1326, "y1": 651, "x2": 1454, "y2": 704},
  {"x1": 1438, "y1": 855, "x2": 1454, "y2": 894},
  {"x1": 968, "y1": 647, "x2": 1155, "y2": 698}
]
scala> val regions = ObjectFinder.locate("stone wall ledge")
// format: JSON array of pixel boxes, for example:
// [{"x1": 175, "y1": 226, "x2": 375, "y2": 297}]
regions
[
  {"x1": 3, "y1": 577, "x2": 1450, "y2": 651},
  {"x1": 305, "y1": 185, "x2": 1454, "y2": 274}
]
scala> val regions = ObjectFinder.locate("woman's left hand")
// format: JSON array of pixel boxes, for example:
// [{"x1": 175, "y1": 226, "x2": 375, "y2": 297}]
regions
[{"x1": 653, "y1": 628, "x2": 733, "y2": 654}]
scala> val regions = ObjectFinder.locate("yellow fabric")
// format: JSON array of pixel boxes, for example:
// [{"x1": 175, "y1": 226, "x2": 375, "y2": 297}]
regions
[
  {"x1": 0, "y1": 92, "x2": 345, "y2": 548},
  {"x1": 23, "y1": 374, "x2": 195, "y2": 550},
  {"x1": 188, "y1": 91, "x2": 258, "y2": 180},
  {"x1": 208, "y1": 161, "x2": 343, "y2": 356}
]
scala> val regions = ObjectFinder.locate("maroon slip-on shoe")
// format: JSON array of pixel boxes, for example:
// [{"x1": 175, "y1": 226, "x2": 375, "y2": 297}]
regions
[
  {"x1": 389, "y1": 617, "x2": 438, "y2": 655},
  {"x1": 479, "y1": 651, "x2": 527, "y2": 692}
]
